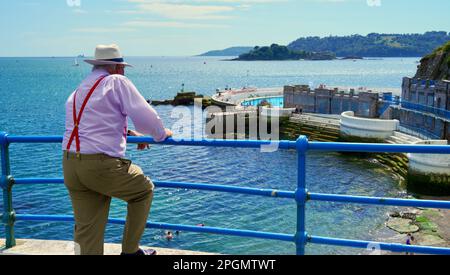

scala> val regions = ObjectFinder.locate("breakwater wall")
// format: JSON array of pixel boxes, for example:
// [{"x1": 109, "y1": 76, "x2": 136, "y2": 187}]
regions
[
  {"x1": 280, "y1": 116, "x2": 340, "y2": 142},
  {"x1": 206, "y1": 110, "x2": 340, "y2": 142},
  {"x1": 206, "y1": 109, "x2": 281, "y2": 140},
  {"x1": 283, "y1": 85, "x2": 383, "y2": 118}
]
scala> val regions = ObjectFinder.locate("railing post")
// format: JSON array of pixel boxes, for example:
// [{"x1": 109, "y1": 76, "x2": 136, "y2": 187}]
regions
[
  {"x1": 0, "y1": 132, "x2": 16, "y2": 248},
  {"x1": 295, "y1": 135, "x2": 308, "y2": 255}
]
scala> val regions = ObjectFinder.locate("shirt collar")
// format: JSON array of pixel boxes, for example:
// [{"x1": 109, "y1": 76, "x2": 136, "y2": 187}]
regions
[{"x1": 92, "y1": 68, "x2": 110, "y2": 77}]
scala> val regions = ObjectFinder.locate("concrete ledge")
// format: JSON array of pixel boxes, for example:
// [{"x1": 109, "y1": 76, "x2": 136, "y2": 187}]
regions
[
  {"x1": 0, "y1": 239, "x2": 216, "y2": 255},
  {"x1": 340, "y1": 111, "x2": 399, "y2": 139},
  {"x1": 260, "y1": 107, "x2": 295, "y2": 118},
  {"x1": 407, "y1": 140, "x2": 450, "y2": 195},
  {"x1": 408, "y1": 140, "x2": 450, "y2": 174}
]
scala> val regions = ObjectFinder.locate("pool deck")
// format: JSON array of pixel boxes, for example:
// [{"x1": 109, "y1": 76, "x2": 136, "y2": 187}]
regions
[{"x1": 0, "y1": 239, "x2": 216, "y2": 255}]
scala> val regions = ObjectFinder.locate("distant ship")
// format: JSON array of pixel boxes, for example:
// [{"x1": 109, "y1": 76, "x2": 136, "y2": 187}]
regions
[{"x1": 77, "y1": 54, "x2": 85, "y2": 58}]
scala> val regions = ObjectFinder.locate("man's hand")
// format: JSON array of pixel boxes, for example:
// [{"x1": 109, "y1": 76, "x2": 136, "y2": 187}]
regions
[
  {"x1": 165, "y1": 128, "x2": 173, "y2": 139},
  {"x1": 127, "y1": 130, "x2": 151, "y2": 151}
]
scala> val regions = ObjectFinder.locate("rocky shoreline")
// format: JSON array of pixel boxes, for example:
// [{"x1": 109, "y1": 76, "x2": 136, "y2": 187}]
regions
[{"x1": 373, "y1": 205, "x2": 450, "y2": 255}]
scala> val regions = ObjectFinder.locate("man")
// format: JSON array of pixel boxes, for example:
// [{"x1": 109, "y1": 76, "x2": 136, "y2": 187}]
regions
[{"x1": 62, "y1": 44, "x2": 172, "y2": 255}]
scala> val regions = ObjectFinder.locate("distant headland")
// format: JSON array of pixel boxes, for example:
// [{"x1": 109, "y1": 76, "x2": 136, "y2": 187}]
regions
[
  {"x1": 199, "y1": 31, "x2": 450, "y2": 58},
  {"x1": 199, "y1": 47, "x2": 253, "y2": 57}
]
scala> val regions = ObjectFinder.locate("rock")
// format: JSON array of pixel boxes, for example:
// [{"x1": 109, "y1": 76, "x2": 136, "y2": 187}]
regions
[
  {"x1": 149, "y1": 92, "x2": 212, "y2": 108},
  {"x1": 389, "y1": 211, "x2": 401, "y2": 218},
  {"x1": 341, "y1": 56, "x2": 364, "y2": 60},
  {"x1": 415, "y1": 41, "x2": 450, "y2": 80},
  {"x1": 386, "y1": 218, "x2": 420, "y2": 234},
  {"x1": 416, "y1": 234, "x2": 445, "y2": 246},
  {"x1": 400, "y1": 212, "x2": 418, "y2": 220},
  {"x1": 151, "y1": 99, "x2": 173, "y2": 106}
]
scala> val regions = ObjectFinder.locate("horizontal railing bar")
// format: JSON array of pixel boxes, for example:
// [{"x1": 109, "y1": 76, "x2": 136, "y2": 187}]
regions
[
  {"x1": 156, "y1": 181, "x2": 296, "y2": 199},
  {"x1": 13, "y1": 178, "x2": 450, "y2": 208},
  {"x1": 148, "y1": 139, "x2": 296, "y2": 150},
  {"x1": 6, "y1": 135, "x2": 449, "y2": 154},
  {"x1": 145, "y1": 222, "x2": 294, "y2": 242},
  {"x1": 15, "y1": 214, "x2": 295, "y2": 243},
  {"x1": 308, "y1": 142, "x2": 450, "y2": 154},
  {"x1": 13, "y1": 178, "x2": 64, "y2": 185},
  {"x1": 308, "y1": 235, "x2": 450, "y2": 255},
  {"x1": 5, "y1": 136, "x2": 296, "y2": 150},
  {"x1": 14, "y1": 214, "x2": 450, "y2": 255},
  {"x1": 13, "y1": 178, "x2": 296, "y2": 199},
  {"x1": 308, "y1": 193, "x2": 450, "y2": 209},
  {"x1": 5, "y1": 136, "x2": 63, "y2": 144}
]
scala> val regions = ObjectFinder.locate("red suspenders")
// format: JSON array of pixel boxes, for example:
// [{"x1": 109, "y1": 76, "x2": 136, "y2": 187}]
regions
[{"x1": 66, "y1": 76, "x2": 107, "y2": 157}]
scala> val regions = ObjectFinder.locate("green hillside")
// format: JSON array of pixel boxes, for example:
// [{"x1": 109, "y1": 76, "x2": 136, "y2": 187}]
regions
[{"x1": 288, "y1": 31, "x2": 450, "y2": 57}]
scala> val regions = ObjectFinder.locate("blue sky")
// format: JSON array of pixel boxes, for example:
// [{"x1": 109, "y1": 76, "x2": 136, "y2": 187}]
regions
[{"x1": 1, "y1": 0, "x2": 449, "y2": 56}]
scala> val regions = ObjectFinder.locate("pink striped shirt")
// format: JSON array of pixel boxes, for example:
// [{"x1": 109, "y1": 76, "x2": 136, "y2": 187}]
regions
[{"x1": 62, "y1": 68, "x2": 167, "y2": 158}]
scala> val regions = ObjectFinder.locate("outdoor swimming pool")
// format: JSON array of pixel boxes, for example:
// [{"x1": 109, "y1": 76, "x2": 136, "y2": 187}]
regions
[{"x1": 241, "y1": 96, "x2": 284, "y2": 108}]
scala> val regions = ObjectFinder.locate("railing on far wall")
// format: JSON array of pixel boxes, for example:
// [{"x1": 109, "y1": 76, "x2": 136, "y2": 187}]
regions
[
  {"x1": 1, "y1": 132, "x2": 450, "y2": 255},
  {"x1": 401, "y1": 101, "x2": 450, "y2": 120}
]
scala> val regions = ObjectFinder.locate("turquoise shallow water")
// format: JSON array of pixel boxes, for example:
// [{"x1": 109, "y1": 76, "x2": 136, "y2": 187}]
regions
[{"x1": 0, "y1": 57, "x2": 418, "y2": 254}]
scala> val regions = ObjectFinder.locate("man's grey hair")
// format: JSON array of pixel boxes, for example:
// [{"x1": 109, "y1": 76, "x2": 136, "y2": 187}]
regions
[{"x1": 92, "y1": 64, "x2": 116, "y2": 72}]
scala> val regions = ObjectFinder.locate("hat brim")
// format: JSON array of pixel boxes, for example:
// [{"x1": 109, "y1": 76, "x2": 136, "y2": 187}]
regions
[{"x1": 84, "y1": 59, "x2": 133, "y2": 67}]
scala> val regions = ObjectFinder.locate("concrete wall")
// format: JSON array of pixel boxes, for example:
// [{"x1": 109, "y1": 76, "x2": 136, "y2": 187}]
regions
[
  {"x1": 392, "y1": 108, "x2": 447, "y2": 139},
  {"x1": 283, "y1": 85, "x2": 316, "y2": 113},
  {"x1": 408, "y1": 140, "x2": 450, "y2": 175},
  {"x1": 398, "y1": 77, "x2": 450, "y2": 141},
  {"x1": 284, "y1": 86, "x2": 379, "y2": 118},
  {"x1": 402, "y1": 77, "x2": 450, "y2": 109},
  {"x1": 340, "y1": 111, "x2": 399, "y2": 139}
]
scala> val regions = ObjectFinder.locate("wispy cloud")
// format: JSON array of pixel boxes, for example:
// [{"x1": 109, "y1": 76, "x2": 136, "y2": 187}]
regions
[
  {"x1": 72, "y1": 27, "x2": 136, "y2": 33},
  {"x1": 128, "y1": 0, "x2": 234, "y2": 20},
  {"x1": 75, "y1": 0, "x2": 282, "y2": 33},
  {"x1": 73, "y1": 8, "x2": 88, "y2": 14},
  {"x1": 125, "y1": 0, "x2": 283, "y2": 20},
  {"x1": 124, "y1": 20, "x2": 229, "y2": 28}
]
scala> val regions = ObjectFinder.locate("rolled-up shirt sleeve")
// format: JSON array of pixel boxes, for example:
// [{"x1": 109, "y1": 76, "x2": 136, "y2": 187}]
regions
[{"x1": 113, "y1": 76, "x2": 167, "y2": 142}]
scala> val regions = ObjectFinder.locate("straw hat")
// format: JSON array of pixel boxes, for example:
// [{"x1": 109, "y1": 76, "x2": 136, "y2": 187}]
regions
[{"x1": 84, "y1": 44, "x2": 132, "y2": 67}]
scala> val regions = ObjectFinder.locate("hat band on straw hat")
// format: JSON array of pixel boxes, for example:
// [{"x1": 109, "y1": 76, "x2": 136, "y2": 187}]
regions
[{"x1": 102, "y1": 58, "x2": 125, "y2": 63}]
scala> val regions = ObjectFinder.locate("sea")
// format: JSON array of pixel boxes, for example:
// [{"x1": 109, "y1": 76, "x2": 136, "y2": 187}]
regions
[{"x1": 0, "y1": 56, "x2": 419, "y2": 255}]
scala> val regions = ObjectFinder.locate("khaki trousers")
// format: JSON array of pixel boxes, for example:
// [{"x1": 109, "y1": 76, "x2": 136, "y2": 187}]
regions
[{"x1": 62, "y1": 151, "x2": 154, "y2": 255}]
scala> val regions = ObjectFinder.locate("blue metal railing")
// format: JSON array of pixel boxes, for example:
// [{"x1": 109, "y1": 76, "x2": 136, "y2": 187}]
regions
[
  {"x1": 401, "y1": 101, "x2": 450, "y2": 120},
  {"x1": 1, "y1": 132, "x2": 450, "y2": 255},
  {"x1": 398, "y1": 124, "x2": 442, "y2": 140}
]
